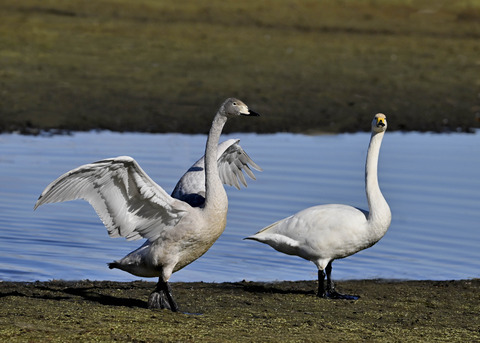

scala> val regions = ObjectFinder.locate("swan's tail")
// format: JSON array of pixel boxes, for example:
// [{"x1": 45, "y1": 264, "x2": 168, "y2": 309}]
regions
[
  {"x1": 108, "y1": 262, "x2": 120, "y2": 270},
  {"x1": 244, "y1": 215, "x2": 293, "y2": 241}
]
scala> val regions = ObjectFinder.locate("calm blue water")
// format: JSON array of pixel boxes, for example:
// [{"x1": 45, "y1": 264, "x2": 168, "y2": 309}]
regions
[{"x1": 0, "y1": 131, "x2": 479, "y2": 282}]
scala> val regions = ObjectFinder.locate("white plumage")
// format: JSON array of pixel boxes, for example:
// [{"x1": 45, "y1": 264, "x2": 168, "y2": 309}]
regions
[
  {"x1": 35, "y1": 98, "x2": 260, "y2": 311},
  {"x1": 246, "y1": 113, "x2": 391, "y2": 299}
]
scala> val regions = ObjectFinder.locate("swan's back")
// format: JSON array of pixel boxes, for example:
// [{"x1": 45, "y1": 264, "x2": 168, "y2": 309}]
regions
[{"x1": 247, "y1": 204, "x2": 374, "y2": 263}]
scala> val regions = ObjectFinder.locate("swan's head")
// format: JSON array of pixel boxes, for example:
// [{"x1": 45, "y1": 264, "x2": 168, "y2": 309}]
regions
[
  {"x1": 372, "y1": 113, "x2": 387, "y2": 133},
  {"x1": 221, "y1": 98, "x2": 260, "y2": 118}
]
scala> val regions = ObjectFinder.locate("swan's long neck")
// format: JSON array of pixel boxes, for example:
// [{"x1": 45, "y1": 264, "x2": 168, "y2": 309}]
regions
[
  {"x1": 204, "y1": 113, "x2": 228, "y2": 211},
  {"x1": 365, "y1": 131, "x2": 391, "y2": 232}
]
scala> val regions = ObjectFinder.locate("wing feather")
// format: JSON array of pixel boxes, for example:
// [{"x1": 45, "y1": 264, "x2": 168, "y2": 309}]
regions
[
  {"x1": 35, "y1": 156, "x2": 190, "y2": 241},
  {"x1": 171, "y1": 139, "x2": 261, "y2": 206}
]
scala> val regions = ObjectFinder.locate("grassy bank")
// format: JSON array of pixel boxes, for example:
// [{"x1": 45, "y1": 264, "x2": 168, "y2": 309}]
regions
[
  {"x1": 1, "y1": 279, "x2": 479, "y2": 342},
  {"x1": 1, "y1": 0, "x2": 479, "y2": 134}
]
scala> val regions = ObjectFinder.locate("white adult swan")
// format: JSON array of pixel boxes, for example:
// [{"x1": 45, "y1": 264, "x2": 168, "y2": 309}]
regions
[
  {"x1": 246, "y1": 113, "x2": 391, "y2": 300},
  {"x1": 34, "y1": 98, "x2": 260, "y2": 311}
]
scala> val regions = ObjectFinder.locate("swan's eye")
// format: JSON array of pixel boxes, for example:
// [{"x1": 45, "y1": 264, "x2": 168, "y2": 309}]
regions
[{"x1": 232, "y1": 102, "x2": 237, "y2": 106}]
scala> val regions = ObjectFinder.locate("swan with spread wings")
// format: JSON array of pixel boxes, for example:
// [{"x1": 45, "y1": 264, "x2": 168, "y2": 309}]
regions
[{"x1": 35, "y1": 98, "x2": 261, "y2": 311}]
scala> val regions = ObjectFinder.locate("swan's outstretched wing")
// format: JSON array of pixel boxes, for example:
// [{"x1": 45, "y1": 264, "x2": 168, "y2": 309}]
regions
[
  {"x1": 218, "y1": 139, "x2": 262, "y2": 189},
  {"x1": 34, "y1": 156, "x2": 190, "y2": 241},
  {"x1": 171, "y1": 139, "x2": 262, "y2": 206}
]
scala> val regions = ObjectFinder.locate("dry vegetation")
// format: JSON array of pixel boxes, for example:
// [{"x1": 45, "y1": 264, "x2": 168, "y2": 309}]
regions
[{"x1": 0, "y1": 0, "x2": 479, "y2": 134}]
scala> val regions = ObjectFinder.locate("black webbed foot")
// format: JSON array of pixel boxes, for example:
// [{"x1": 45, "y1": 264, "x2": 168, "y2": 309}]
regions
[
  {"x1": 316, "y1": 261, "x2": 359, "y2": 301},
  {"x1": 148, "y1": 279, "x2": 178, "y2": 312},
  {"x1": 148, "y1": 291, "x2": 178, "y2": 311}
]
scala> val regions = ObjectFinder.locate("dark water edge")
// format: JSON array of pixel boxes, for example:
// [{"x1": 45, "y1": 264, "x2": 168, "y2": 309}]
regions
[
  {"x1": 1, "y1": 279, "x2": 479, "y2": 342},
  {"x1": 4, "y1": 121, "x2": 478, "y2": 137}
]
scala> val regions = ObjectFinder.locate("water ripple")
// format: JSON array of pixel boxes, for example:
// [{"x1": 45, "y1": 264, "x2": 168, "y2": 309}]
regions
[{"x1": 0, "y1": 131, "x2": 479, "y2": 282}]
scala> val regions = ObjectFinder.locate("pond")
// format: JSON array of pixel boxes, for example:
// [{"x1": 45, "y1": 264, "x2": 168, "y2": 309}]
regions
[{"x1": 0, "y1": 131, "x2": 478, "y2": 282}]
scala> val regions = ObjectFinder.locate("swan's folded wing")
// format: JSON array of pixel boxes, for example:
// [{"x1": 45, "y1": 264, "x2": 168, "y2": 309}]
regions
[
  {"x1": 171, "y1": 139, "x2": 262, "y2": 206},
  {"x1": 34, "y1": 156, "x2": 190, "y2": 241},
  {"x1": 218, "y1": 140, "x2": 262, "y2": 189}
]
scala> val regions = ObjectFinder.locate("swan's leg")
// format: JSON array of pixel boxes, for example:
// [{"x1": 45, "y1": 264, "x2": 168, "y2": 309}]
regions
[
  {"x1": 325, "y1": 261, "x2": 336, "y2": 295},
  {"x1": 148, "y1": 278, "x2": 179, "y2": 311},
  {"x1": 317, "y1": 269, "x2": 327, "y2": 298},
  {"x1": 325, "y1": 261, "x2": 359, "y2": 300}
]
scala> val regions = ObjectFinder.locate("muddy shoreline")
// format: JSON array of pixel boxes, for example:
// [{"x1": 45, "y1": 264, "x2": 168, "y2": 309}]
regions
[{"x1": 1, "y1": 279, "x2": 479, "y2": 342}]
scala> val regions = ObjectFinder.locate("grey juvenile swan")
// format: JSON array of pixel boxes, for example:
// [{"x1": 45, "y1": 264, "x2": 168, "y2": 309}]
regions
[
  {"x1": 35, "y1": 98, "x2": 260, "y2": 311},
  {"x1": 246, "y1": 113, "x2": 391, "y2": 300}
]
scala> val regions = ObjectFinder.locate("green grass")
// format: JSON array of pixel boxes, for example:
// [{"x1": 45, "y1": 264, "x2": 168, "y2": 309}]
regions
[{"x1": 1, "y1": 0, "x2": 480, "y2": 134}]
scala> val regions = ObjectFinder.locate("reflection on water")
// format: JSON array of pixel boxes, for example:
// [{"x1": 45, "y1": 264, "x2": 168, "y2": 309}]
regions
[{"x1": 0, "y1": 131, "x2": 479, "y2": 282}]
